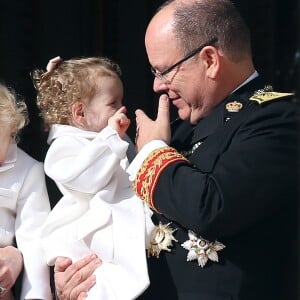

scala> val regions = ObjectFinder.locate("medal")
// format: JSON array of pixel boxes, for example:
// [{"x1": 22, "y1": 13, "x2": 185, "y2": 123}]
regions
[
  {"x1": 147, "y1": 222, "x2": 178, "y2": 258},
  {"x1": 181, "y1": 230, "x2": 225, "y2": 267}
]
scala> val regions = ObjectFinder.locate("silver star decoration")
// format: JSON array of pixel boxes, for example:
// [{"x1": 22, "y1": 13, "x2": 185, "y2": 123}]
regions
[
  {"x1": 147, "y1": 222, "x2": 178, "y2": 258},
  {"x1": 181, "y1": 230, "x2": 225, "y2": 268}
]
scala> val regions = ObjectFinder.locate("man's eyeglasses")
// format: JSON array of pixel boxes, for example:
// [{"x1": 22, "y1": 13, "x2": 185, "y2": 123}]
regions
[{"x1": 151, "y1": 37, "x2": 218, "y2": 82}]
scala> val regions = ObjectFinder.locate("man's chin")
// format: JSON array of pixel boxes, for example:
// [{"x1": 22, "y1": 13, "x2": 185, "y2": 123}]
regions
[
  {"x1": 189, "y1": 111, "x2": 203, "y2": 124},
  {"x1": 177, "y1": 110, "x2": 191, "y2": 121}
]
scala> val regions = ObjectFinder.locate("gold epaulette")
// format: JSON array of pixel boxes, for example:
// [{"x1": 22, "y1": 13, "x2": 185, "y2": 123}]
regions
[{"x1": 249, "y1": 90, "x2": 294, "y2": 104}]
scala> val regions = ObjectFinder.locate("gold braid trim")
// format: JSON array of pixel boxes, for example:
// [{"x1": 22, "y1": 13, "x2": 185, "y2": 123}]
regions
[{"x1": 133, "y1": 146, "x2": 188, "y2": 212}]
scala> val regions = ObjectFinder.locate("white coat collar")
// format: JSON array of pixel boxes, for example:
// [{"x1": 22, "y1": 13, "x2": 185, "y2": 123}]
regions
[
  {"x1": 0, "y1": 143, "x2": 17, "y2": 172},
  {"x1": 47, "y1": 124, "x2": 98, "y2": 144}
]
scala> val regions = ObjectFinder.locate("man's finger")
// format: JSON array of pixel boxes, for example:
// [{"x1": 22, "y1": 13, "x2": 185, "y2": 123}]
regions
[
  {"x1": 54, "y1": 257, "x2": 72, "y2": 273},
  {"x1": 70, "y1": 255, "x2": 101, "y2": 274},
  {"x1": 70, "y1": 276, "x2": 96, "y2": 300},
  {"x1": 156, "y1": 94, "x2": 170, "y2": 126},
  {"x1": 135, "y1": 109, "x2": 152, "y2": 126}
]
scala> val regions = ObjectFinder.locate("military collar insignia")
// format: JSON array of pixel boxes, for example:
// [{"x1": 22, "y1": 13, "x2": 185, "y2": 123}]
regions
[
  {"x1": 147, "y1": 222, "x2": 178, "y2": 258},
  {"x1": 181, "y1": 230, "x2": 225, "y2": 268},
  {"x1": 250, "y1": 85, "x2": 294, "y2": 104},
  {"x1": 225, "y1": 101, "x2": 243, "y2": 112}
]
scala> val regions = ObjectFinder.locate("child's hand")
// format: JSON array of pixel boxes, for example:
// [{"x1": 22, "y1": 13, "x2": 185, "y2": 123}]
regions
[
  {"x1": 108, "y1": 106, "x2": 130, "y2": 138},
  {"x1": 46, "y1": 56, "x2": 62, "y2": 72}
]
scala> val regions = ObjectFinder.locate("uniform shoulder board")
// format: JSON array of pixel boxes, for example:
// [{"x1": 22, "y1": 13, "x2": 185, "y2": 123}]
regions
[{"x1": 249, "y1": 85, "x2": 294, "y2": 104}]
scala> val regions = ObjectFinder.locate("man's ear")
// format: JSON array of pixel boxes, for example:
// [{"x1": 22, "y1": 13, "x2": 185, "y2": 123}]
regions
[
  {"x1": 71, "y1": 101, "x2": 85, "y2": 126},
  {"x1": 200, "y1": 46, "x2": 220, "y2": 79}
]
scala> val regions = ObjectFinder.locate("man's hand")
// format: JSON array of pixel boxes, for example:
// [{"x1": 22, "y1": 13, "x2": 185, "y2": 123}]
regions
[
  {"x1": 54, "y1": 255, "x2": 101, "y2": 300},
  {"x1": 0, "y1": 246, "x2": 23, "y2": 298},
  {"x1": 135, "y1": 94, "x2": 171, "y2": 152}
]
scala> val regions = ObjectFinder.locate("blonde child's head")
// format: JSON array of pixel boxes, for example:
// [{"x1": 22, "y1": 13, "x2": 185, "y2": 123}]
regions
[
  {"x1": 32, "y1": 57, "x2": 123, "y2": 131},
  {"x1": 0, "y1": 82, "x2": 28, "y2": 139}
]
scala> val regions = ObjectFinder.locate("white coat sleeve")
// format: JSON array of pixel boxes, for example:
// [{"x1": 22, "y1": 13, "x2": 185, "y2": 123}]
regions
[{"x1": 15, "y1": 160, "x2": 52, "y2": 300}]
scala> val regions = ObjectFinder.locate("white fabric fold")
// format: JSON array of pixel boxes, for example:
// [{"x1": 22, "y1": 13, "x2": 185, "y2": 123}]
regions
[{"x1": 41, "y1": 124, "x2": 155, "y2": 299}]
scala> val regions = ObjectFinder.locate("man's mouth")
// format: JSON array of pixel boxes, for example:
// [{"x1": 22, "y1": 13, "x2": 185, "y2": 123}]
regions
[{"x1": 168, "y1": 96, "x2": 180, "y2": 102}]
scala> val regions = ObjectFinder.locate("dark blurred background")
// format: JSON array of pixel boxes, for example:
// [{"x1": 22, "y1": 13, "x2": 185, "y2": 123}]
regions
[{"x1": 0, "y1": 0, "x2": 299, "y2": 205}]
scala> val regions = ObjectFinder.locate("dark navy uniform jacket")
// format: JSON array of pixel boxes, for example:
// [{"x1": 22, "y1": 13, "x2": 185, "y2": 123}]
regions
[{"x1": 139, "y1": 76, "x2": 299, "y2": 300}]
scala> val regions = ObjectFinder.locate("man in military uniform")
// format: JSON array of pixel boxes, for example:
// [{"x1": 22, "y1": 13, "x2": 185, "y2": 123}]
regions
[
  {"x1": 130, "y1": 0, "x2": 299, "y2": 299},
  {"x1": 53, "y1": 0, "x2": 299, "y2": 299}
]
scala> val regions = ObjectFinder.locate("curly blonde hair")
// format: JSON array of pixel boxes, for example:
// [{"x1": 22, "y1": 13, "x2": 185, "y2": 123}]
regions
[
  {"x1": 31, "y1": 57, "x2": 122, "y2": 130},
  {"x1": 0, "y1": 82, "x2": 28, "y2": 137}
]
